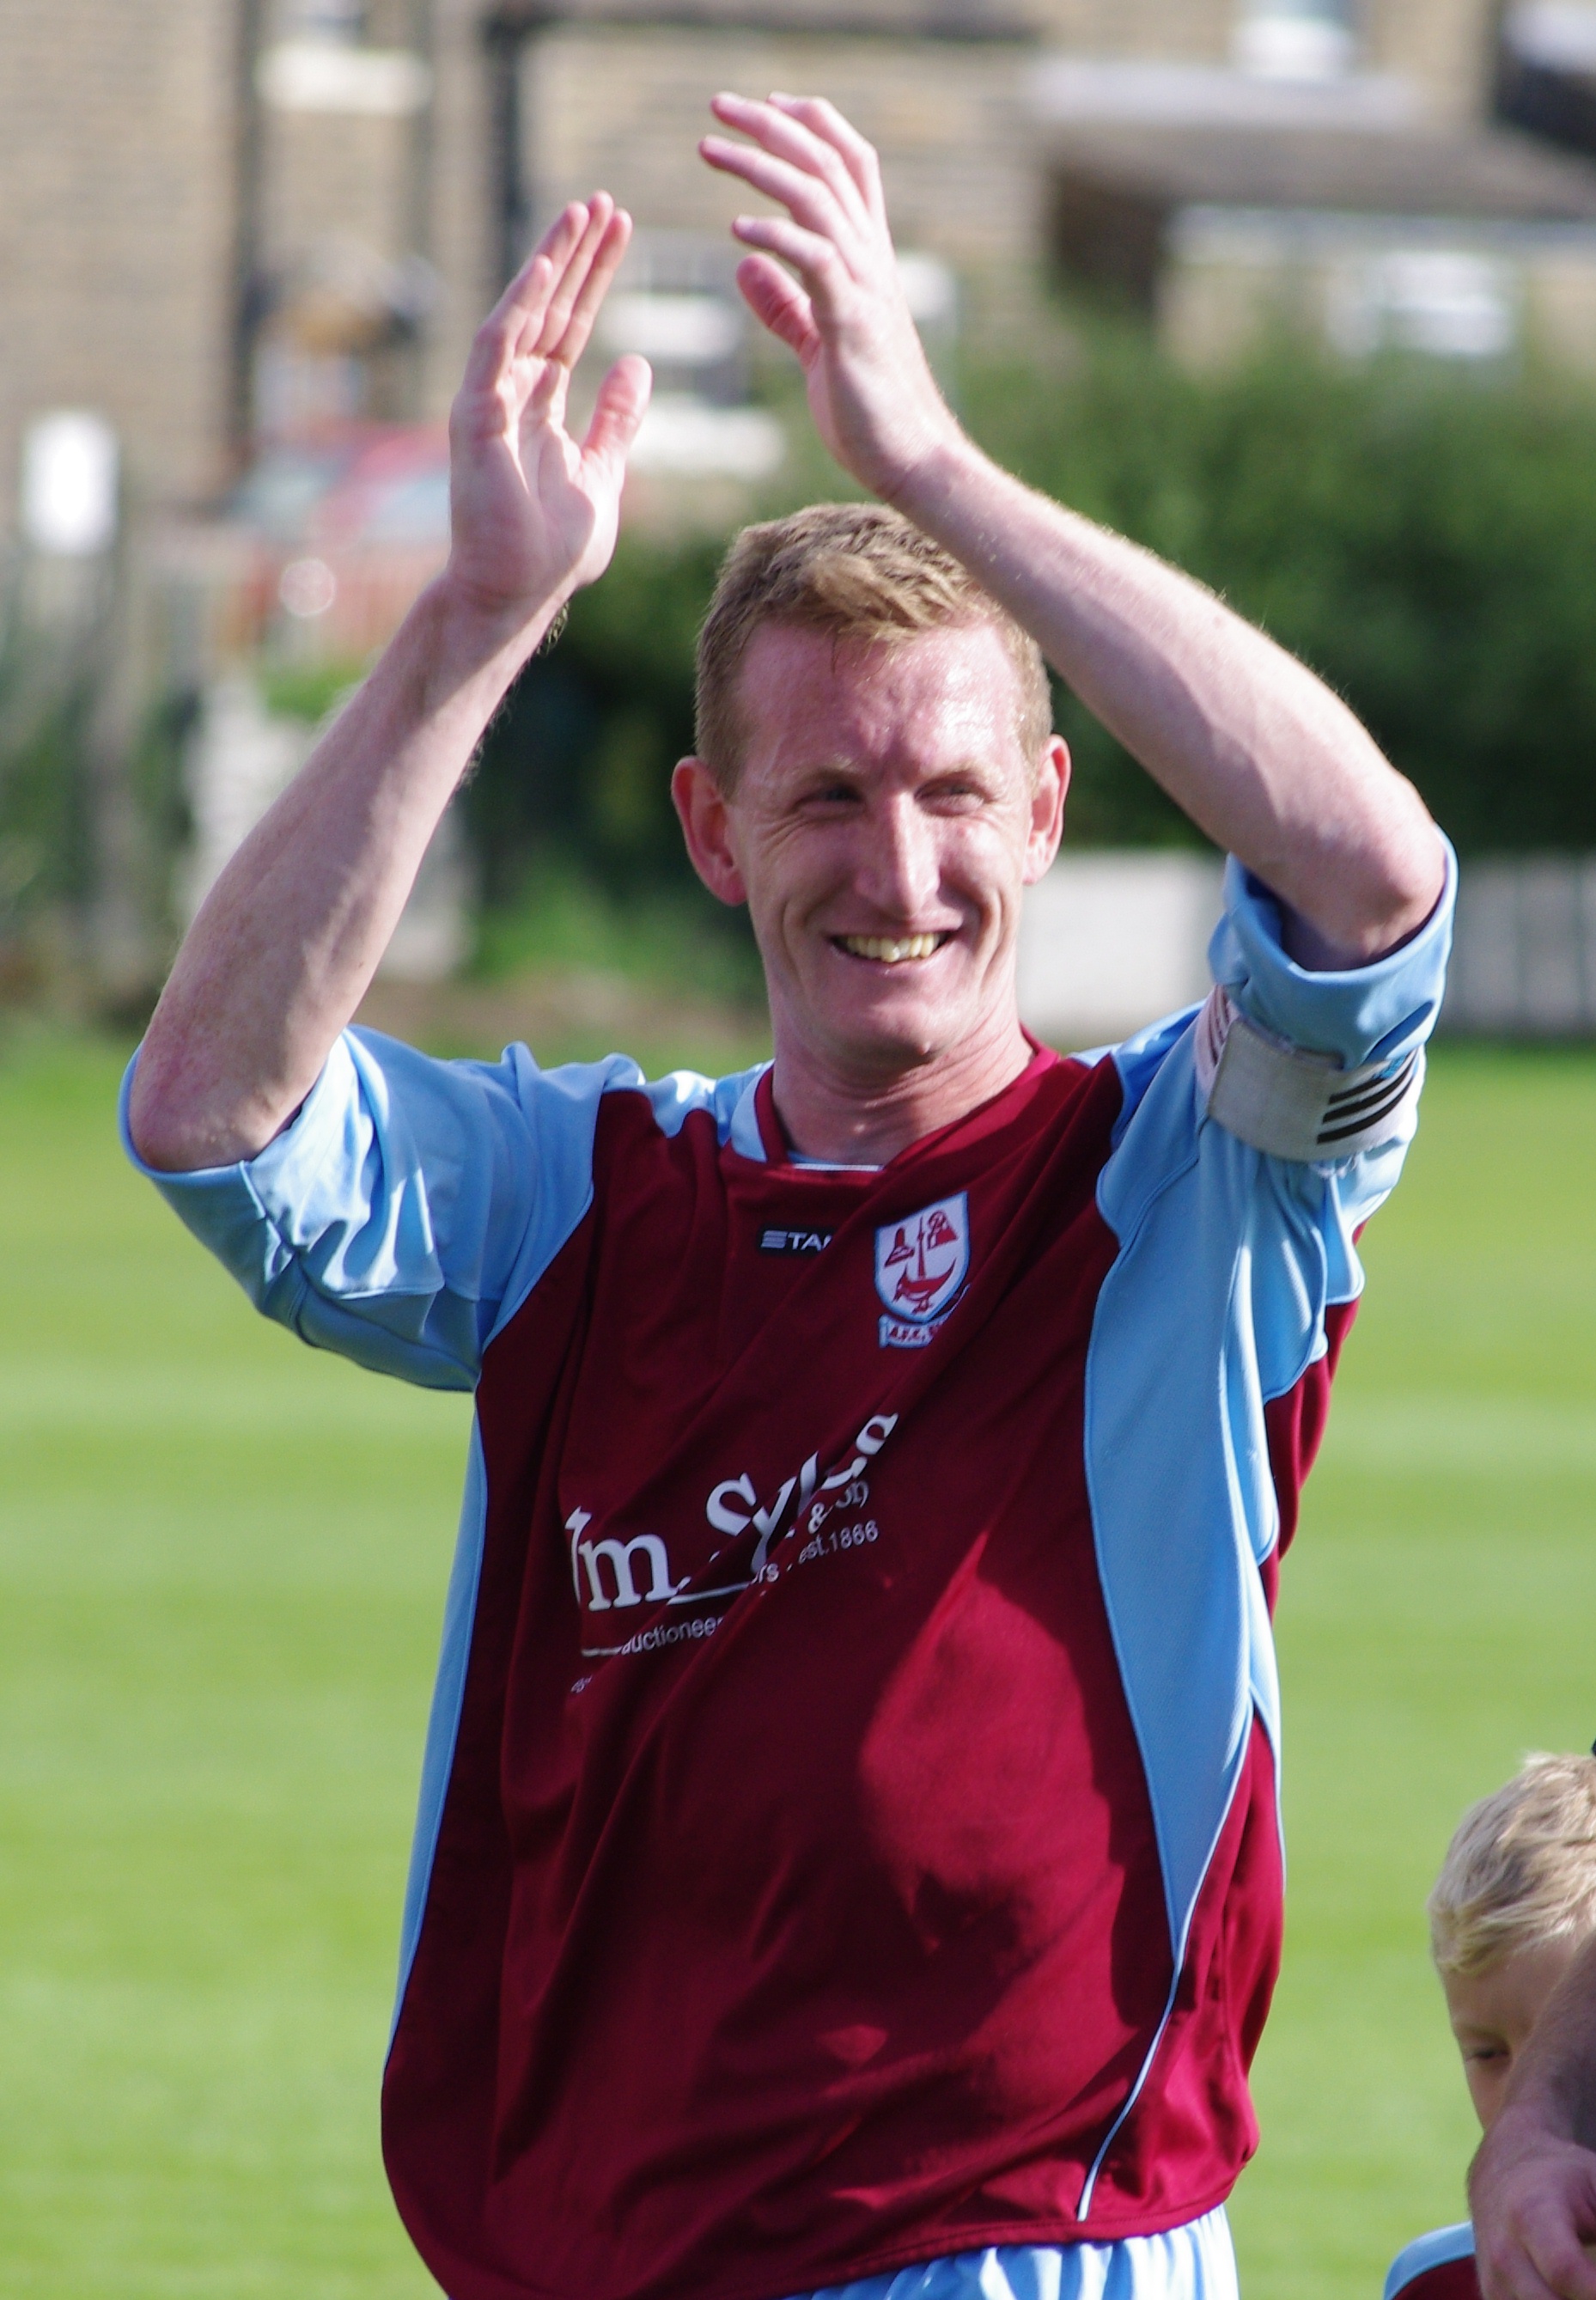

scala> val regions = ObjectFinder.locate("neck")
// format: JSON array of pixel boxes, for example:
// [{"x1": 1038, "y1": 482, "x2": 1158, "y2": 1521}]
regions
[{"x1": 769, "y1": 1010, "x2": 1036, "y2": 1166}]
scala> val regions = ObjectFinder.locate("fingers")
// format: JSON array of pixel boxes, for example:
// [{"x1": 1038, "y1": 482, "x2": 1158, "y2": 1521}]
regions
[
  {"x1": 1485, "y1": 2230, "x2": 1596, "y2": 2300},
  {"x1": 539, "y1": 204, "x2": 631, "y2": 369},
  {"x1": 582, "y1": 354, "x2": 653, "y2": 473},
  {"x1": 733, "y1": 253, "x2": 819, "y2": 362},
  {"x1": 730, "y1": 213, "x2": 848, "y2": 329},
  {"x1": 469, "y1": 204, "x2": 593, "y2": 384},
  {"x1": 1530, "y1": 2238, "x2": 1596, "y2": 2300},
  {"x1": 521, "y1": 194, "x2": 617, "y2": 361},
  {"x1": 702, "y1": 130, "x2": 863, "y2": 257},
  {"x1": 1476, "y1": 2143, "x2": 1596, "y2": 2300},
  {"x1": 463, "y1": 194, "x2": 630, "y2": 415},
  {"x1": 1483, "y1": 2248, "x2": 1574, "y2": 2300},
  {"x1": 767, "y1": 91, "x2": 885, "y2": 217},
  {"x1": 706, "y1": 91, "x2": 877, "y2": 235},
  {"x1": 1520, "y1": 2187, "x2": 1596, "y2": 2300}
]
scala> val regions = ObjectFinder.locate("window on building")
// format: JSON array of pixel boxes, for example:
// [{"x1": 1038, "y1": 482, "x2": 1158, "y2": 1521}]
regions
[
  {"x1": 1234, "y1": 0, "x2": 1356, "y2": 80},
  {"x1": 272, "y1": 0, "x2": 364, "y2": 41}
]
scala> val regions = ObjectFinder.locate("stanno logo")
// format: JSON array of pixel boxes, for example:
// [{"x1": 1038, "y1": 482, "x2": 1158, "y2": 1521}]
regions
[
  {"x1": 759, "y1": 1227, "x2": 833, "y2": 1254},
  {"x1": 874, "y1": 1193, "x2": 969, "y2": 1348}
]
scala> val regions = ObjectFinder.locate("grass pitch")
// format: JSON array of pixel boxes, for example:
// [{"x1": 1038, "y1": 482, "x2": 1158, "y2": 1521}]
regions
[{"x1": 2, "y1": 1029, "x2": 1593, "y2": 2300}]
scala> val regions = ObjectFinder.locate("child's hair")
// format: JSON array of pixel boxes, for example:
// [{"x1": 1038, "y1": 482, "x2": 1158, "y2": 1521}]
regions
[{"x1": 1429, "y1": 1752, "x2": 1596, "y2": 1978}]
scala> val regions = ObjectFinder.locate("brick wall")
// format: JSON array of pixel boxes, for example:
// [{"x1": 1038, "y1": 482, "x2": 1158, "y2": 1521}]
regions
[
  {"x1": 0, "y1": 0, "x2": 1511, "y2": 546},
  {"x1": 421, "y1": 0, "x2": 503, "y2": 413},
  {"x1": 1026, "y1": 0, "x2": 1499, "y2": 114},
  {"x1": 1365, "y1": 0, "x2": 1498, "y2": 125},
  {"x1": 0, "y1": 0, "x2": 238, "y2": 534},
  {"x1": 521, "y1": 27, "x2": 1036, "y2": 280},
  {"x1": 1026, "y1": 0, "x2": 1232, "y2": 64}
]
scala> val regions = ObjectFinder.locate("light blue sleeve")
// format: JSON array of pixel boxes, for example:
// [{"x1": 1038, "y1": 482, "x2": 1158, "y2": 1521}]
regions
[
  {"x1": 1209, "y1": 839, "x2": 1456, "y2": 1071},
  {"x1": 1072, "y1": 844, "x2": 1457, "y2": 2156},
  {"x1": 119, "y1": 1026, "x2": 646, "y2": 1389}
]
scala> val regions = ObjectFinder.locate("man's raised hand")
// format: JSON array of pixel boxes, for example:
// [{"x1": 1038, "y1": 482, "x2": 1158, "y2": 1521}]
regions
[
  {"x1": 446, "y1": 196, "x2": 651, "y2": 632},
  {"x1": 701, "y1": 93, "x2": 960, "y2": 503}
]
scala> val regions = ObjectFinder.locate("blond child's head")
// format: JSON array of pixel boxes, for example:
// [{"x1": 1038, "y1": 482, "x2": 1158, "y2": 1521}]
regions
[{"x1": 1428, "y1": 1751, "x2": 1596, "y2": 2129}]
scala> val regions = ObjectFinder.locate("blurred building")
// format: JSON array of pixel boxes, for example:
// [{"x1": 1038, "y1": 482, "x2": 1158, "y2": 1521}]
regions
[
  {"x1": 14, "y1": 0, "x2": 1596, "y2": 558},
  {"x1": 1033, "y1": 3, "x2": 1596, "y2": 368}
]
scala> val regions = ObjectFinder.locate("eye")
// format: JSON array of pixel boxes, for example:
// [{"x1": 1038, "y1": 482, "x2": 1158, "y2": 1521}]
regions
[{"x1": 921, "y1": 777, "x2": 988, "y2": 811}]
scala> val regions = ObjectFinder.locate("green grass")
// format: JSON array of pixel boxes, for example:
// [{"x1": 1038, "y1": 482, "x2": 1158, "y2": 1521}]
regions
[
  {"x1": 3, "y1": 1030, "x2": 1594, "y2": 2299},
  {"x1": 0, "y1": 1030, "x2": 461, "y2": 2297},
  {"x1": 1229, "y1": 1045, "x2": 1596, "y2": 2299}
]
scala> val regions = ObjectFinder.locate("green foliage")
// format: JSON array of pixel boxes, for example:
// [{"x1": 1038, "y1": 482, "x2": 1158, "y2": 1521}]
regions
[
  {"x1": 467, "y1": 332, "x2": 1596, "y2": 892},
  {"x1": 0, "y1": 607, "x2": 98, "y2": 934},
  {"x1": 258, "y1": 659, "x2": 367, "y2": 726},
  {"x1": 463, "y1": 531, "x2": 727, "y2": 906},
  {"x1": 471, "y1": 854, "x2": 764, "y2": 1005},
  {"x1": 966, "y1": 330, "x2": 1596, "y2": 854},
  {"x1": 0, "y1": 686, "x2": 94, "y2": 928}
]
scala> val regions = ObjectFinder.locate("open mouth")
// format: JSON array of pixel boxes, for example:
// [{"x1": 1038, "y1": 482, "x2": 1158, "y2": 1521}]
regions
[{"x1": 832, "y1": 932, "x2": 953, "y2": 966}]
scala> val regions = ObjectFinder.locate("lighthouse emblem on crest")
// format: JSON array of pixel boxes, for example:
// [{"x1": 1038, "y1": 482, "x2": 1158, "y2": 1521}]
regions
[{"x1": 874, "y1": 1193, "x2": 970, "y2": 1348}]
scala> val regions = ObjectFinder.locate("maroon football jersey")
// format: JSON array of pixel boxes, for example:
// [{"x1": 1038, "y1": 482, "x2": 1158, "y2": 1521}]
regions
[{"x1": 382, "y1": 1052, "x2": 1344, "y2": 2300}]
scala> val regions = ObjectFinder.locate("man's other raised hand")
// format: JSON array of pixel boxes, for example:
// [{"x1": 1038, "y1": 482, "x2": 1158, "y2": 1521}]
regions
[
  {"x1": 445, "y1": 195, "x2": 651, "y2": 634},
  {"x1": 127, "y1": 192, "x2": 649, "y2": 1174},
  {"x1": 701, "y1": 93, "x2": 960, "y2": 503}
]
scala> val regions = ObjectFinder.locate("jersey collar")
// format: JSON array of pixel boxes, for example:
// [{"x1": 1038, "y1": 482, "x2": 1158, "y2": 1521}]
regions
[{"x1": 749, "y1": 1038, "x2": 1063, "y2": 1173}]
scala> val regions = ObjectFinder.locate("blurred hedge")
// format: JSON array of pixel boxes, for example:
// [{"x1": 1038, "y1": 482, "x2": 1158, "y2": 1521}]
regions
[{"x1": 466, "y1": 332, "x2": 1596, "y2": 902}]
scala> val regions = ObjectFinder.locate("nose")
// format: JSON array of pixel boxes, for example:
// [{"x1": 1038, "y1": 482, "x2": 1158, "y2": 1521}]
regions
[{"x1": 858, "y1": 792, "x2": 942, "y2": 921}]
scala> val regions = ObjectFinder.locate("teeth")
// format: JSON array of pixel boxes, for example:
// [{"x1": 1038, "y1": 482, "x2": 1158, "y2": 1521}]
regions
[{"x1": 839, "y1": 933, "x2": 944, "y2": 964}]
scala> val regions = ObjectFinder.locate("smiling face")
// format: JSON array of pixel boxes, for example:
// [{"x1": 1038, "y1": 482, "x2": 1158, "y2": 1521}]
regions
[
  {"x1": 672, "y1": 619, "x2": 1068, "y2": 1138},
  {"x1": 1442, "y1": 1936, "x2": 1583, "y2": 2130}
]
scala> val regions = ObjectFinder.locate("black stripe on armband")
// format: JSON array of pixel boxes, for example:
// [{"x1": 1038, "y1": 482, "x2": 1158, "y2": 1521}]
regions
[{"x1": 1194, "y1": 988, "x2": 1423, "y2": 1161}]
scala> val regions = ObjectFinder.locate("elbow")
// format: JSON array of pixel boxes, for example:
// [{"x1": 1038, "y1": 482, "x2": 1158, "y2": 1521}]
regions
[
  {"x1": 125, "y1": 1048, "x2": 207, "y2": 1174},
  {"x1": 125, "y1": 1038, "x2": 262, "y2": 1174},
  {"x1": 1284, "y1": 810, "x2": 1447, "y2": 971},
  {"x1": 1352, "y1": 814, "x2": 1448, "y2": 964}
]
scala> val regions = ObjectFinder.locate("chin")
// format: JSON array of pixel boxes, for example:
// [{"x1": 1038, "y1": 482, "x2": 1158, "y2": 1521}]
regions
[{"x1": 820, "y1": 994, "x2": 963, "y2": 1074}]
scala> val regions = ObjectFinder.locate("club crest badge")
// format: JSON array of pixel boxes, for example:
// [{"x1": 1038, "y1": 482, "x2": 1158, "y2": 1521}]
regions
[{"x1": 874, "y1": 1193, "x2": 970, "y2": 1348}]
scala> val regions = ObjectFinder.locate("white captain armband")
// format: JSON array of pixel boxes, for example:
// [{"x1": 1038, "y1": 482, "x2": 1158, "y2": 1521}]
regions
[{"x1": 1193, "y1": 986, "x2": 1422, "y2": 1162}]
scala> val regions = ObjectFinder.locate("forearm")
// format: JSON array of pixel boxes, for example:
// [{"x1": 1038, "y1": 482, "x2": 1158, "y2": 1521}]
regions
[
  {"x1": 1470, "y1": 1939, "x2": 1596, "y2": 2300},
  {"x1": 894, "y1": 436, "x2": 1444, "y2": 963},
  {"x1": 1505, "y1": 1935, "x2": 1596, "y2": 2147},
  {"x1": 129, "y1": 577, "x2": 544, "y2": 1171}
]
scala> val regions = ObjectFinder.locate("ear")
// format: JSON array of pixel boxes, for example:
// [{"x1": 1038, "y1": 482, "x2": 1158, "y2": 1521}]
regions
[
  {"x1": 1022, "y1": 735, "x2": 1070, "y2": 885},
  {"x1": 671, "y1": 758, "x2": 748, "y2": 906}
]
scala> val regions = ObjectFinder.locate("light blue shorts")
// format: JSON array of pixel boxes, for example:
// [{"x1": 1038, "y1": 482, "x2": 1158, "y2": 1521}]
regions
[{"x1": 788, "y1": 2207, "x2": 1240, "y2": 2300}]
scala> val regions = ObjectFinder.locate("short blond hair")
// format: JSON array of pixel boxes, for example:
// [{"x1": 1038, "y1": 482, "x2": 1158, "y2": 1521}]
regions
[
  {"x1": 694, "y1": 501, "x2": 1053, "y2": 789},
  {"x1": 1428, "y1": 1753, "x2": 1596, "y2": 1978}
]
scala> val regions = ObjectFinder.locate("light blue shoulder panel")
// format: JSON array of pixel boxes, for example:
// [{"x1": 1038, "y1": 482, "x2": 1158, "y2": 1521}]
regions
[
  {"x1": 1075, "y1": 848, "x2": 1454, "y2": 2205},
  {"x1": 123, "y1": 1027, "x2": 769, "y2": 1386},
  {"x1": 1384, "y1": 2224, "x2": 1476, "y2": 2300},
  {"x1": 395, "y1": 1412, "x2": 491, "y2": 2013}
]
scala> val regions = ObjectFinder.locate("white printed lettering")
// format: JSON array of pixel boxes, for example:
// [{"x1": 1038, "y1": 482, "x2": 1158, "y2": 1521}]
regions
[
  {"x1": 706, "y1": 1475, "x2": 758, "y2": 1536},
  {"x1": 565, "y1": 1508, "x2": 593, "y2": 1601},
  {"x1": 579, "y1": 1534, "x2": 679, "y2": 1612},
  {"x1": 697, "y1": 1417, "x2": 899, "y2": 1578},
  {"x1": 750, "y1": 1476, "x2": 797, "y2": 1576}
]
